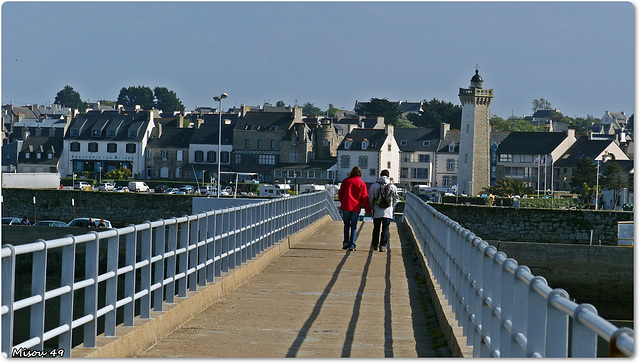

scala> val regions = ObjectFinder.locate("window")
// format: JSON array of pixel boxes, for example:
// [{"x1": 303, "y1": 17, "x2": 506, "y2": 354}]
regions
[
  {"x1": 340, "y1": 155, "x2": 350, "y2": 168},
  {"x1": 387, "y1": 161, "x2": 391, "y2": 169},
  {"x1": 257, "y1": 140, "x2": 263, "y2": 149},
  {"x1": 370, "y1": 168, "x2": 377, "y2": 176},
  {"x1": 358, "y1": 156, "x2": 368, "y2": 169},
  {"x1": 162, "y1": 150, "x2": 168, "y2": 161},
  {"x1": 221, "y1": 151, "x2": 229, "y2": 163},
  {"x1": 235, "y1": 154, "x2": 242, "y2": 164},
  {"x1": 129, "y1": 130, "x2": 138, "y2": 138},
  {"x1": 400, "y1": 140, "x2": 407, "y2": 145},
  {"x1": 49, "y1": 129, "x2": 56, "y2": 137},
  {"x1": 70, "y1": 142, "x2": 80, "y2": 152},
  {"x1": 47, "y1": 153, "x2": 53, "y2": 159},
  {"x1": 362, "y1": 140, "x2": 368, "y2": 149},
  {"x1": 107, "y1": 130, "x2": 116, "y2": 137},
  {"x1": 35, "y1": 129, "x2": 42, "y2": 137},
  {"x1": 388, "y1": 144, "x2": 392, "y2": 151},
  {"x1": 126, "y1": 143, "x2": 136, "y2": 153},
  {"x1": 177, "y1": 150, "x2": 183, "y2": 161},
  {"x1": 443, "y1": 176, "x2": 451, "y2": 187},
  {"x1": 271, "y1": 140, "x2": 276, "y2": 149},
  {"x1": 194, "y1": 151, "x2": 204, "y2": 162},
  {"x1": 466, "y1": 124, "x2": 469, "y2": 133},
  {"x1": 464, "y1": 153, "x2": 468, "y2": 163},
  {"x1": 401, "y1": 167, "x2": 409, "y2": 179},
  {"x1": 269, "y1": 125, "x2": 278, "y2": 131},
  {"x1": 36, "y1": 153, "x2": 41, "y2": 159},
  {"x1": 146, "y1": 150, "x2": 151, "y2": 160},
  {"x1": 402, "y1": 153, "x2": 412, "y2": 162},
  {"x1": 448, "y1": 143, "x2": 455, "y2": 153},
  {"x1": 259, "y1": 155, "x2": 276, "y2": 165},
  {"x1": 412, "y1": 168, "x2": 429, "y2": 179},
  {"x1": 344, "y1": 140, "x2": 351, "y2": 149},
  {"x1": 175, "y1": 168, "x2": 181, "y2": 179},
  {"x1": 160, "y1": 167, "x2": 169, "y2": 178},
  {"x1": 307, "y1": 170, "x2": 316, "y2": 179},
  {"x1": 418, "y1": 154, "x2": 430, "y2": 163},
  {"x1": 324, "y1": 139, "x2": 329, "y2": 147},
  {"x1": 499, "y1": 154, "x2": 513, "y2": 162},
  {"x1": 88, "y1": 142, "x2": 98, "y2": 152},
  {"x1": 292, "y1": 137, "x2": 297, "y2": 146},
  {"x1": 70, "y1": 129, "x2": 79, "y2": 136},
  {"x1": 25, "y1": 152, "x2": 30, "y2": 159},
  {"x1": 290, "y1": 151, "x2": 297, "y2": 162},
  {"x1": 447, "y1": 159, "x2": 455, "y2": 171},
  {"x1": 422, "y1": 141, "x2": 430, "y2": 146},
  {"x1": 107, "y1": 143, "x2": 117, "y2": 153},
  {"x1": 207, "y1": 151, "x2": 216, "y2": 163},
  {"x1": 245, "y1": 139, "x2": 250, "y2": 148},
  {"x1": 92, "y1": 129, "x2": 101, "y2": 137}
]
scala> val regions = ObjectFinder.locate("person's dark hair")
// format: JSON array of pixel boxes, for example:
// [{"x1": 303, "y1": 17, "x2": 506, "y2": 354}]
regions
[
  {"x1": 380, "y1": 169, "x2": 390, "y2": 177},
  {"x1": 348, "y1": 166, "x2": 362, "y2": 178}
]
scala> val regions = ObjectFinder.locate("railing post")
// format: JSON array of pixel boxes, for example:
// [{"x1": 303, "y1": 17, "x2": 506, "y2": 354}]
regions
[
  {"x1": 545, "y1": 289, "x2": 570, "y2": 357},
  {"x1": 177, "y1": 217, "x2": 188, "y2": 297},
  {"x1": 480, "y1": 245, "x2": 497, "y2": 357},
  {"x1": 140, "y1": 222, "x2": 152, "y2": 318},
  {"x1": 499, "y1": 258, "x2": 518, "y2": 357},
  {"x1": 526, "y1": 276, "x2": 548, "y2": 357},
  {"x1": 206, "y1": 212, "x2": 215, "y2": 283},
  {"x1": 188, "y1": 218, "x2": 198, "y2": 291},
  {"x1": 221, "y1": 209, "x2": 229, "y2": 273},
  {"x1": 83, "y1": 232, "x2": 100, "y2": 347},
  {"x1": 214, "y1": 211, "x2": 223, "y2": 277},
  {"x1": 511, "y1": 265, "x2": 531, "y2": 357},
  {"x1": 165, "y1": 221, "x2": 178, "y2": 303},
  {"x1": 105, "y1": 231, "x2": 119, "y2": 335},
  {"x1": 154, "y1": 221, "x2": 166, "y2": 310},
  {"x1": 489, "y1": 251, "x2": 507, "y2": 357},
  {"x1": 2, "y1": 245, "x2": 16, "y2": 356},
  {"x1": 29, "y1": 240, "x2": 47, "y2": 350},
  {"x1": 196, "y1": 217, "x2": 207, "y2": 287},
  {"x1": 58, "y1": 237, "x2": 75, "y2": 356},
  {"x1": 571, "y1": 304, "x2": 598, "y2": 357},
  {"x1": 124, "y1": 225, "x2": 137, "y2": 325}
]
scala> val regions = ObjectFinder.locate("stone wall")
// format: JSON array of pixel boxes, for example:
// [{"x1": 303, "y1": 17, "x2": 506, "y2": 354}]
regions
[
  {"x1": 1, "y1": 188, "x2": 192, "y2": 229},
  {"x1": 430, "y1": 204, "x2": 633, "y2": 245}
]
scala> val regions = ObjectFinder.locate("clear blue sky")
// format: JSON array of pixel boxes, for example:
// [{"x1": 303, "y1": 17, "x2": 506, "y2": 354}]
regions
[{"x1": 1, "y1": 1, "x2": 634, "y2": 119}]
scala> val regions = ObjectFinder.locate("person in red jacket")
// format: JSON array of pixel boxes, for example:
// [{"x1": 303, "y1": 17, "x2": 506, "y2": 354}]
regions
[{"x1": 338, "y1": 166, "x2": 372, "y2": 251}]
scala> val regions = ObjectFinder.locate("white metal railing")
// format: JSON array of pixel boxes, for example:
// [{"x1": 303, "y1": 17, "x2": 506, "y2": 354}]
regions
[
  {"x1": 403, "y1": 193, "x2": 633, "y2": 358},
  {"x1": 1, "y1": 191, "x2": 340, "y2": 358}
]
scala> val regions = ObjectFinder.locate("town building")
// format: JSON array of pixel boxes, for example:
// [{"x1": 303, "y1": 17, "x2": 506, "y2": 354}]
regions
[{"x1": 336, "y1": 125, "x2": 399, "y2": 184}]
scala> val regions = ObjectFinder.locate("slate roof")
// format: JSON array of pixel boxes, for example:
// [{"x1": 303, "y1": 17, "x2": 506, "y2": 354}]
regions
[
  {"x1": 147, "y1": 127, "x2": 195, "y2": 149},
  {"x1": 337, "y1": 129, "x2": 388, "y2": 151},
  {"x1": 553, "y1": 138, "x2": 618, "y2": 167},
  {"x1": 18, "y1": 136, "x2": 63, "y2": 164},
  {"x1": 393, "y1": 127, "x2": 439, "y2": 152},
  {"x1": 497, "y1": 132, "x2": 568, "y2": 155},
  {"x1": 190, "y1": 120, "x2": 234, "y2": 145},
  {"x1": 235, "y1": 111, "x2": 293, "y2": 132},
  {"x1": 66, "y1": 110, "x2": 150, "y2": 142}
]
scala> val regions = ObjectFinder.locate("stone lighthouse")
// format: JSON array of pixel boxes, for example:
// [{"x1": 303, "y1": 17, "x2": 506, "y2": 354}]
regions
[{"x1": 458, "y1": 69, "x2": 493, "y2": 196}]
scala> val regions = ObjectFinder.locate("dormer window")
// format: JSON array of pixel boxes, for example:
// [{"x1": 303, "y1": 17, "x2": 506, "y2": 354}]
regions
[
  {"x1": 362, "y1": 140, "x2": 368, "y2": 149},
  {"x1": 70, "y1": 129, "x2": 79, "y2": 136},
  {"x1": 107, "y1": 130, "x2": 116, "y2": 137},
  {"x1": 245, "y1": 124, "x2": 253, "y2": 130},
  {"x1": 400, "y1": 140, "x2": 407, "y2": 145},
  {"x1": 92, "y1": 129, "x2": 101, "y2": 137},
  {"x1": 269, "y1": 125, "x2": 278, "y2": 131},
  {"x1": 344, "y1": 140, "x2": 351, "y2": 149},
  {"x1": 448, "y1": 143, "x2": 455, "y2": 153},
  {"x1": 292, "y1": 137, "x2": 297, "y2": 146},
  {"x1": 129, "y1": 130, "x2": 138, "y2": 138},
  {"x1": 422, "y1": 141, "x2": 430, "y2": 146}
]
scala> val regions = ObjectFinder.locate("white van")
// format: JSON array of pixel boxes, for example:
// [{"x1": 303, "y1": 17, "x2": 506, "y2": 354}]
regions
[
  {"x1": 300, "y1": 184, "x2": 326, "y2": 194},
  {"x1": 128, "y1": 181, "x2": 150, "y2": 192},
  {"x1": 259, "y1": 184, "x2": 290, "y2": 197}
]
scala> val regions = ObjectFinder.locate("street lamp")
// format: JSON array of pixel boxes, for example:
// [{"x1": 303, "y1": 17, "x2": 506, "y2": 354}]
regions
[
  {"x1": 213, "y1": 92, "x2": 228, "y2": 198},
  {"x1": 595, "y1": 152, "x2": 612, "y2": 210}
]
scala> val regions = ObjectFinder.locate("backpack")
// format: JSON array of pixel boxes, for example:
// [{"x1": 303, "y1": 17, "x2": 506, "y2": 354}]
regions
[{"x1": 375, "y1": 182, "x2": 393, "y2": 208}]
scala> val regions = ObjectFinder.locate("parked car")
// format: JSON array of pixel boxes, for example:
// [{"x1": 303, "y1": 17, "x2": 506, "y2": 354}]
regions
[
  {"x1": 114, "y1": 186, "x2": 130, "y2": 193},
  {"x1": 33, "y1": 220, "x2": 68, "y2": 227},
  {"x1": 98, "y1": 182, "x2": 115, "y2": 191},
  {"x1": 163, "y1": 188, "x2": 179, "y2": 194},
  {"x1": 154, "y1": 184, "x2": 169, "y2": 193},
  {"x1": 68, "y1": 218, "x2": 112, "y2": 229},
  {"x1": 199, "y1": 185, "x2": 212, "y2": 195},
  {"x1": 179, "y1": 185, "x2": 194, "y2": 194},
  {"x1": 1, "y1": 217, "x2": 21, "y2": 225},
  {"x1": 74, "y1": 181, "x2": 92, "y2": 191},
  {"x1": 128, "y1": 181, "x2": 150, "y2": 192}
]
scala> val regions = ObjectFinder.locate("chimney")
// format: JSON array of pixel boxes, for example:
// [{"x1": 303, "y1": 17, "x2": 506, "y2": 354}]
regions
[
  {"x1": 440, "y1": 123, "x2": 450, "y2": 140},
  {"x1": 242, "y1": 105, "x2": 251, "y2": 117},
  {"x1": 385, "y1": 124, "x2": 394, "y2": 136},
  {"x1": 178, "y1": 114, "x2": 184, "y2": 128},
  {"x1": 292, "y1": 107, "x2": 303, "y2": 122},
  {"x1": 566, "y1": 128, "x2": 576, "y2": 140}
]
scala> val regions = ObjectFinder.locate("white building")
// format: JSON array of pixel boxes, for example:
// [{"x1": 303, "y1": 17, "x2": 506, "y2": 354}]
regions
[{"x1": 336, "y1": 125, "x2": 399, "y2": 184}]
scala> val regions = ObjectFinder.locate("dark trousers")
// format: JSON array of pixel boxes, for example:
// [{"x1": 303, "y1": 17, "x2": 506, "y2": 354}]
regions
[
  {"x1": 341, "y1": 210, "x2": 359, "y2": 248},
  {"x1": 371, "y1": 217, "x2": 391, "y2": 248}
]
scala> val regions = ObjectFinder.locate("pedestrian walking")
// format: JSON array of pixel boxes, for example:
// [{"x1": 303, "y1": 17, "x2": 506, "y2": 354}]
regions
[
  {"x1": 338, "y1": 166, "x2": 371, "y2": 251},
  {"x1": 368, "y1": 169, "x2": 398, "y2": 252}
]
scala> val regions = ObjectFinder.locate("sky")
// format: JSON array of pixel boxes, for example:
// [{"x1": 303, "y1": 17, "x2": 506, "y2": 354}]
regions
[{"x1": 1, "y1": 1, "x2": 634, "y2": 119}]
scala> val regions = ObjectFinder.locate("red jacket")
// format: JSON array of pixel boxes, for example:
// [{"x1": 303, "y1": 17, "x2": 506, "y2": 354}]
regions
[{"x1": 338, "y1": 176, "x2": 372, "y2": 214}]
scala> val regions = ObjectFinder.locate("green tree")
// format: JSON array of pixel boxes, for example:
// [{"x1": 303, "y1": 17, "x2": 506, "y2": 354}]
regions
[
  {"x1": 117, "y1": 86, "x2": 154, "y2": 110},
  {"x1": 302, "y1": 102, "x2": 323, "y2": 116},
  {"x1": 154, "y1": 87, "x2": 185, "y2": 113},
  {"x1": 104, "y1": 166, "x2": 131, "y2": 180},
  {"x1": 570, "y1": 157, "x2": 597, "y2": 194},
  {"x1": 485, "y1": 178, "x2": 534, "y2": 196},
  {"x1": 356, "y1": 98, "x2": 402, "y2": 125},
  {"x1": 602, "y1": 162, "x2": 628, "y2": 208},
  {"x1": 54, "y1": 85, "x2": 87, "y2": 110},
  {"x1": 394, "y1": 117, "x2": 416, "y2": 128},
  {"x1": 532, "y1": 98, "x2": 552, "y2": 112},
  {"x1": 326, "y1": 104, "x2": 340, "y2": 118},
  {"x1": 415, "y1": 98, "x2": 462, "y2": 129},
  {"x1": 276, "y1": 100, "x2": 286, "y2": 107}
]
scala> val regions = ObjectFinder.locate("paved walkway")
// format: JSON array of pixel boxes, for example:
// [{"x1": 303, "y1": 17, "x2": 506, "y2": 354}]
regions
[{"x1": 138, "y1": 220, "x2": 451, "y2": 358}]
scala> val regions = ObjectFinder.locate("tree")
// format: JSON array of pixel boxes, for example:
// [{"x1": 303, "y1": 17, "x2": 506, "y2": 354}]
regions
[
  {"x1": 532, "y1": 98, "x2": 552, "y2": 112},
  {"x1": 302, "y1": 102, "x2": 323, "y2": 117},
  {"x1": 104, "y1": 166, "x2": 131, "y2": 180},
  {"x1": 117, "y1": 86, "x2": 154, "y2": 110},
  {"x1": 484, "y1": 178, "x2": 534, "y2": 196},
  {"x1": 602, "y1": 162, "x2": 628, "y2": 208},
  {"x1": 276, "y1": 100, "x2": 286, "y2": 107},
  {"x1": 54, "y1": 85, "x2": 86, "y2": 110},
  {"x1": 326, "y1": 104, "x2": 340, "y2": 118},
  {"x1": 490, "y1": 115, "x2": 535, "y2": 132},
  {"x1": 356, "y1": 98, "x2": 402, "y2": 125},
  {"x1": 394, "y1": 117, "x2": 416, "y2": 128},
  {"x1": 414, "y1": 98, "x2": 462, "y2": 129},
  {"x1": 154, "y1": 87, "x2": 185, "y2": 113},
  {"x1": 570, "y1": 157, "x2": 597, "y2": 195}
]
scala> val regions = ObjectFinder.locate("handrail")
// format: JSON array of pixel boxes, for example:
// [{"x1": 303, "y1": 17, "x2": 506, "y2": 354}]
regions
[
  {"x1": 1, "y1": 191, "x2": 340, "y2": 358},
  {"x1": 403, "y1": 193, "x2": 633, "y2": 358}
]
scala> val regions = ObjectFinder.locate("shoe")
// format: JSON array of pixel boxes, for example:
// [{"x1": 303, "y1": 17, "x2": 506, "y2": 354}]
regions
[
  {"x1": 379, "y1": 246, "x2": 387, "y2": 252},
  {"x1": 342, "y1": 244, "x2": 349, "y2": 250},
  {"x1": 348, "y1": 245, "x2": 356, "y2": 251},
  {"x1": 370, "y1": 245, "x2": 378, "y2": 251}
]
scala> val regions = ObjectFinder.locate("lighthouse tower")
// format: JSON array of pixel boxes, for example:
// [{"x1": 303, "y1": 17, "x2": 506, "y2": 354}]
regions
[{"x1": 458, "y1": 69, "x2": 493, "y2": 196}]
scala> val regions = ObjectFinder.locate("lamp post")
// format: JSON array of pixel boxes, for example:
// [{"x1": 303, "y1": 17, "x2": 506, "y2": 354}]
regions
[
  {"x1": 595, "y1": 152, "x2": 612, "y2": 210},
  {"x1": 213, "y1": 93, "x2": 228, "y2": 198}
]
